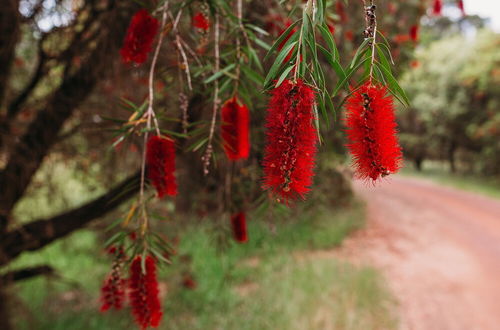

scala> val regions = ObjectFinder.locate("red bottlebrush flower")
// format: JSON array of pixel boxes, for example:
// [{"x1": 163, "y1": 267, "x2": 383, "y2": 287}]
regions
[
  {"x1": 100, "y1": 252, "x2": 126, "y2": 313},
  {"x1": 394, "y1": 34, "x2": 410, "y2": 44},
  {"x1": 146, "y1": 135, "x2": 177, "y2": 198},
  {"x1": 182, "y1": 274, "x2": 198, "y2": 289},
  {"x1": 129, "y1": 256, "x2": 162, "y2": 329},
  {"x1": 457, "y1": 0, "x2": 465, "y2": 16},
  {"x1": 192, "y1": 12, "x2": 209, "y2": 31},
  {"x1": 221, "y1": 97, "x2": 250, "y2": 161},
  {"x1": 262, "y1": 79, "x2": 318, "y2": 202},
  {"x1": 344, "y1": 82, "x2": 402, "y2": 181},
  {"x1": 409, "y1": 25, "x2": 419, "y2": 42},
  {"x1": 100, "y1": 274, "x2": 126, "y2": 312},
  {"x1": 335, "y1": 1, "x2": 348, "y2": 23},
  {"x1": 230, "y1": 212, "x2": 248, "y2": 243},
  {"x1": 433, "y1": 0, "x2": 442, "y2": 16},
  {"x1": 120, "y1": 9, "x2": 159, "y2": 65},
  {"x1": 345, "y1": 30, "x2": 354, "y2": 42}
]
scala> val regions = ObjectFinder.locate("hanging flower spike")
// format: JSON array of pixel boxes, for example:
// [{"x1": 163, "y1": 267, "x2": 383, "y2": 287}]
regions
[
  {"x1": 262, "y1": 79, "x2": 318, "y2": 202},
  {"x1": 192, "y1": 12, "x2": 210, "y2": 31},
  {"x1": 457, "y1": 0, "x2": 465, "y2": 16},
  {"x1": 432, "y1": 0, "x2": 442, "y2": 16},
  {"x1": 120, "y1": 9, "x2": 159, "y2": 65},
  {"x1": 100, "y1": 275, "x2": 126, "y2": 312},
  {"x1": 100, "y1": 248, "x2": 126, "y2": 313},
  {"x1": 221, "y1": 97, "x2": 250, "y2": 161},
  {"x1": 146, "y1": 135, "x2": 177, "y2": 198},
  {"x1": 344, "y1": 82, "x2": 402, "y2": 182},
  {"x1": 335, "y1": 1, "x2": 348, "y2": 23},
  {"x1": 409, "y1": 25, "x2": 419, "y2": 42},
  {"x1": 129, "y1": 256, "x2": 162, "y2": 329},
  {"x1": 230, "y1": 212, "x2": 248, "y2": 243}
]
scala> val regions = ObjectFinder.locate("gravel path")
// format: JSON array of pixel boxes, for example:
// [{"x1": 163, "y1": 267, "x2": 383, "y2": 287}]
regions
[{"x1": 343, "y1": 175, "x2": 500, "y2": 330}]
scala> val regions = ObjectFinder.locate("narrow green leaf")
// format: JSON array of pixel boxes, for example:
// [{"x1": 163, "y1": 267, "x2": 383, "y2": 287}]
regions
[
  {"x1": 276, "y1": 65, "x2": 295, "y2": 87},
  {"x1": 203, "y1": 63, "x2": 236, "y2": 84},
  {"x1": 375, "y1": 62, "x2": 410, "y2": 107},
  {"x1": 263, "y1": 41, "x2": 297, "y2": 88},
  {"x1": 264, "y1": 20, "x2": 301, "y2": 61}
]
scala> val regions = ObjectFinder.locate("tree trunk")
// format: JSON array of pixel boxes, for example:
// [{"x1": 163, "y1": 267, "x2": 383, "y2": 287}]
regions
[
  {"x1": 414, "y1": 156, "x2": 423, "y2": 171},
  {"x1": 448, "y1": 142, "x2": 457, "y2": 173},
  {"x1": 0, "y1": 285, "x2": 12, "y2": 330}
]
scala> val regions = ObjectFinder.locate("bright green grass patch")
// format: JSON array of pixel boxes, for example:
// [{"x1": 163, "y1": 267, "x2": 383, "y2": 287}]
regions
[
  {"x1": 401, "y1": 161, "x2": 500, "y2": 199},
  {"x1": 7, "y1": 202, "x2": 395, "y2": 330}
]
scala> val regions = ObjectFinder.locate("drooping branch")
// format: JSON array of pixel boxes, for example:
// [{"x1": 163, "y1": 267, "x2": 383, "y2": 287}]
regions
[
  {"x1": 0, "y1": 171, "x2": 140, "y2": 267},
  {"x1": 0, "y1": 1, "x2": 139, "y2": 231},
  {"x1": 0, "y1": 265, "x2": 55, "y2": 284}
]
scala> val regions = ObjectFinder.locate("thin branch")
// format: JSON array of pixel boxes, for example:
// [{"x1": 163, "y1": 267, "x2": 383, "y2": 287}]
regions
[
  {"x1": 0, "y1": 265, "x2": 54, "y2": 284},
  {"x1": 363, "y1": 0, "x2": 377, "y2": 84},
  {"x1": 138, "y1": 2, "x2": 169, "y2": 235},
  {"x1": 202, "y1": 13, "x2": 220, "y2": 176}
]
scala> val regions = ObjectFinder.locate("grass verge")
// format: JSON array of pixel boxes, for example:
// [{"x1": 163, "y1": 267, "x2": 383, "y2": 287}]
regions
[
  {"x1": 401, "y1": 162, "x2": 500, "y2": 199},
  {"x1": 7, "y1": 201, "x2": 396, "y2": 330}
]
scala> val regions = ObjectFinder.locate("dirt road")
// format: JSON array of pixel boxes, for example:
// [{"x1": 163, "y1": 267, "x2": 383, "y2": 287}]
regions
[{"x1": 343, "y1": 175, "x2": 500, "y2": 330}]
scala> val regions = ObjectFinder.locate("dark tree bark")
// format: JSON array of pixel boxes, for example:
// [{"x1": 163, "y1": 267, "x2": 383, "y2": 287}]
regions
[
  {"x1": 0, "y1": 171, "x2": 140, "y2": 266},
  {"x1": 0, "y1": 2, "x2": 140, "y2": 326},
  {"x1": 414, "y1": 156, "x2": 424, "y2": 171},
  {"x1": 0, "y1": 265, "x2": 54, "y2": 284},
  {"x1": 448, "y1": 141, "x2": 457, "y2": 173},
  {"x1": 0, "y1": 1, "x2": 138, "y2": 232},
  {"x1": 0, "y1": 0, "x2": 20, "y2": 107}
]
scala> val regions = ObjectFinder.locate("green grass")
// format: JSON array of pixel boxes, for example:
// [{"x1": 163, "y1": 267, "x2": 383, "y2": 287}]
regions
[
  {"x1": 5, "y1": 201, "x2": 396, "y2": 330},
  {"x1": 401, "y1": 161, "x2": 500, "y2": 199}
]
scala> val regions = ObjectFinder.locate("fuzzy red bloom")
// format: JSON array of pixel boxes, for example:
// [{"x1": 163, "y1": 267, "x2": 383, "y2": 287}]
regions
[
  {"x1": 457, "y1": 0, "x2": 465, "y2": 15},
  {"x1": 433, "y1": 0, "x2": 442, "y2": 15},
  {"x1": 100, "y1": 274, "x2": 126, "y2": 312},
  {"x1": 120, "y1": 9, "x2": 159, "y2": 64},
  {"x1": 327, "y1": 22, "x2": 335, "y2": 35},
  {"x1": 146, "y1": 135, "x2": 177, "y2": 198},
  {"x1": 262, "y1": 79, "x2": 317, "y2": 202},
  {"x1": 182, "y1": 274, "x2": 198, "y2": 289},
  {"x1": 409, "y1": 25, "x2": 419, "y2": 42},
  {"x1": 129, "y1": 256, "x2": 162, "y2": 329},
  {"x1": 192, "y1": 12, "x2": 209, "y2": 31},
  {"x1": 221, "y1": 97, "x2": 250, "y2": 161},
  {"x1": 335, "y1": 1, "x2": 348, "y2": 23},
  {"x1": 230, "y1": 212, "x2": 248, "y2": 243},
  {"x1": 344, "y1": 82, "x2": 402, "y2": 181}
]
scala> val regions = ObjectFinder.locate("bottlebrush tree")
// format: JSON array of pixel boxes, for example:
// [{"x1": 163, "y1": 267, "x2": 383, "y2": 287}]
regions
[
  {"x1": 100, "y1": 1, "x2": 412, "y2": 327},
  {"x1": 0, "y1": 0, "x2": 456, "y2": 329}
]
